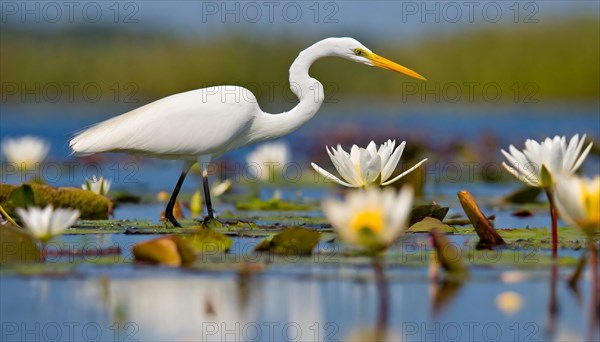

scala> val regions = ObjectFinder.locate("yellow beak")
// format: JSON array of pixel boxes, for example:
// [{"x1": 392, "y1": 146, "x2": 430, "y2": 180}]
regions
[{"x1": 370, "y1": 53, "x2": 426, "y2": 80}]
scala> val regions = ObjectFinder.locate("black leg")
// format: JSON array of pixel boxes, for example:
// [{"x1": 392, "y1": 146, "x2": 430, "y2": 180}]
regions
[
  {"x1": 202, "y1": 169, "x2": 214, "y2": 219},
  {"x1": 165, "y1": 170, "x2": 188, "y2": 227}
]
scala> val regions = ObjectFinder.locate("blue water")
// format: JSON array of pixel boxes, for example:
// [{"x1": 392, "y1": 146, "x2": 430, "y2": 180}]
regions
[
  {"x1": 0, "y1": 257, "x2": 594, "y2": 341},
  {"x1": 1, "y1": 104, "x2": 598, "y2": 193}
]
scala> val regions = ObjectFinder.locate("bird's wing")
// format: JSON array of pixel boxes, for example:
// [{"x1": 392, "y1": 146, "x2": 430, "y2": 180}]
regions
[{"x1": 70, "y1": 86, "x2": 260, "y2": 159}]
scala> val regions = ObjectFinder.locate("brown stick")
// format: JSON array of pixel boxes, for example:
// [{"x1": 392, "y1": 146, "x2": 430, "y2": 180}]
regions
[{"x1": 458, "y1": 191, "x2": 505, "y2": 249}]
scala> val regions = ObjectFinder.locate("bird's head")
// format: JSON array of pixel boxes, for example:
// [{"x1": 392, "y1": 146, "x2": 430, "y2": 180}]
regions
[{"x1": 333, "y1": 37, "x2": 426, "y2": 81}]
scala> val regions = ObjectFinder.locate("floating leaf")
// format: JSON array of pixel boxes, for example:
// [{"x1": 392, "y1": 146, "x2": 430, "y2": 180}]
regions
[
  {"x1": 0, "y1": 184, "x2": 111, "y2": 220},
  {"x1": 458, "y1": 191, "x2": 506, "y2": 249},
  {"x1": 185, "y1": 228, "x2": 232, "y2": 254},
  {"x1": 203, "y1": 217, "x2": 223, "y2": 229},
  {"x1": 255, "y1": 227, "x2": 320, "y2": 255},
  {"x1": 0, "y1": 224, "x2": 41, "y2": 263},
  {"x1": 409, "y1": 203, "x2": 449, "y2": 226},
  {"x1": 227, "y1": 220, "x2": 258, "y2": 230},
  {"x1": 236, "y1": 197, "x2": 312, "y2": 211},
  {"x1": 171, "y1": 236, "x2": 197, "y2": 264},
  {"x1": 8, "y1": 184, "x2": 35, "y2": 208},
  {"x1": 408, "y1": 217, "x2": 453, "y2": 233},
  {"x1": 132, "y1": 236, "x2": 182, "y2": 266}
]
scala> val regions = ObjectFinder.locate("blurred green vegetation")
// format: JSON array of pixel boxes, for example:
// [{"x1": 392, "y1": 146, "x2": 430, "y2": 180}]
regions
[{"x1": 1, "y1": 17, "x2": 598, "y2": 103}]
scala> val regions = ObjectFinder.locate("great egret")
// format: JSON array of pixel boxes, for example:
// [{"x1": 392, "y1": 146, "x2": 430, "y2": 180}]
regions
[{"x1": 70, "y1": 37, "x2": 425, "y2": 227}]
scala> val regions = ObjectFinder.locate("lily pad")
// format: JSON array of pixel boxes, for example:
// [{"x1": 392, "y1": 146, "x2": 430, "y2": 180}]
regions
[
  {"x1": 184, "y1": 228, "x2": 233, "y2": 254},
  {"x1": 255, "y1": 227, "x2": 320, "y2": 255},
  {"x1": 408, "y1": 217, "x2": 454, "y2": 233},
  {"x1": 132, "y1": 236, "x2": 184, "y2": 266},
  {"x1": 8, "y1": 184, "x2": 35, "y2": 208},
  {"x1": 0, "y1": 184, "x2": 111, "y2": 220},
  {"x1": 0, "y1": 224, "x2": 41, "y2": 263},
  {"x1": 409, "y1": 203, "x2": 449, "y2": 226},
  {"x1": 236, "y1": 197, "x2": 313, "y2": 211}
]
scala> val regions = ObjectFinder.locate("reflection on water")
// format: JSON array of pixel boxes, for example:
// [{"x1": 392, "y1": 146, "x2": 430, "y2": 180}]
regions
[{"x1": 0, "y1": 264, "x2": 593, "y2": 341}]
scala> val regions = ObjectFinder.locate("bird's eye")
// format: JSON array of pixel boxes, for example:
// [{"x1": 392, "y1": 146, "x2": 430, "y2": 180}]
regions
[{"x1": 354, "y1": 48, "x2": 362, "y2": 55}]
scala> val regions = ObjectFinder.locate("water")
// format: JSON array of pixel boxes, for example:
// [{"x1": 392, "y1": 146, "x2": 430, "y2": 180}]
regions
[
  {"x1": 2, "y1": 104, "x2": 598, "y2": 192},
  {"x1": 1, "y1": 104, "x2": 598, "y2": 341},
  {"x1": 0, "y1": 259, "x2": 594, "y2": 341}
]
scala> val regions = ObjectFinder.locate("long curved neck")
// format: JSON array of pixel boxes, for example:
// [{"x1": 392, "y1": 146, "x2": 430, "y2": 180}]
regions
[{"x1": 251, "y1": 40, "x2": 335, "y2": 142}]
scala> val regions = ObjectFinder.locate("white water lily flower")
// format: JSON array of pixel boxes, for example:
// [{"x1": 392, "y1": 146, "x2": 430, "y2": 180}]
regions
[
  {"x1": 16, "y1": 205, "x2": 80, "y2": 243},
  {"x1": 82, "y1": 176, "x2": 111, "y2": 195},
  {"x1": 322, "y1": 186, "x2": 413, "y2": 252},
  {"x1": 554, "y1": 175, "x2": 599, "y2": 236},
  {"x1": 1, "y1": 136, "x2": 50, "y2": 169},
  {"x1": 246, "y1": 142, "x2": 289, "y2": 181},
  {"x1": 311, "y1": 140, "x2": 427, "y2": 187},
  {"x1": 501, "y1": 134, "x2": 592, "y2": 188}
]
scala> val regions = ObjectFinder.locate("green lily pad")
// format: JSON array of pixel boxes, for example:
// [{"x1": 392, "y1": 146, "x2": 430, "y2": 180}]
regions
[
  {"x1": 132, "y1": 236, "x2": 184, "y2": 266},
  {"x1": 408, "y1": 217, "x2": 454, "y2": 233},
  {"x1": 255, "y1": 227, "x2": 320, "y2": 255},
  {"x1": 184, "y1": 228, "x2": 233, "y2": 254},
  {"x1": 409, "y1": 203, "x2": 449, "y2": 226},
  {"x1": 0, "y1": 183, "x2": 111, "y2": 220},
  {"x1": 0, "y1": 224, "x2": 41, "y2": 263},
  {"x1": 236, "y1": 197, "x2": 313, "y2": 211},
  {"x1": 8, "y1": 184, "x2": 35, "y2": 208}
]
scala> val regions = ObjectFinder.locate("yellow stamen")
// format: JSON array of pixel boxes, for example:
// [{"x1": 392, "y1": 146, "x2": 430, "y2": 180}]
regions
[
  {"x1": 351, "y1": 209, "x2": 384, "y2": 234},
  {"x1": 583, "y1": 180, "x2": 600, "y2": 225}
]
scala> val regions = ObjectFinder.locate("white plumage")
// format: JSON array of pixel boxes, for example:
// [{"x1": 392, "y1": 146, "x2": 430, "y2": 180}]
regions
[{"x1": 70, "y1": 37, "x2": 425, "y2": 226}]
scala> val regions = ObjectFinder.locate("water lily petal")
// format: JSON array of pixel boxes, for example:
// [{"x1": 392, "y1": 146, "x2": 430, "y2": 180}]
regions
[
  {"x1": 382, "y1": 186, "x2": 413, "y2": 244},
  {"x1": 364, "y1": 153, "x2": 382, "y2": 184},
  {"x1": 381, "y1": 141, "x2": 406, "y2": 183},
  {"x1": 562, "y1": 134, "x2": 581, "y2": 170},
  {"x1": 328, "y1": 146, "x2": 363, "y2": 186},
  {"x1": 381, "y1": 158, "x2": 427, "y2": 186},
  {"x1": 49, "y1": 208, "x2": 79, "y2": 235},
  {"x1": 322, "y1": 199, "x2": 359, "y2": 245},
  {"x1": 554, "y1": 176, "x2": 586, "y2": 226},
  {"x1": 311, "y1": 162, "x2": 355, "y2": 187},
  {"x1": 502, "y1": 162, "x2": 539, "y2": 187},
  {"x1": 571, "y1": 141, "x2": 593, "y2": 173},
  {"x1": 377, "y1": 140, "x2": 394, "y2": 169},
  {"x1": 366, "y1": 141, "x2": 378, "y2": 157}
]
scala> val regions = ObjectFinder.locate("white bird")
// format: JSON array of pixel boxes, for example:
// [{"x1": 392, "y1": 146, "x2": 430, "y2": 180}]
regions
[{"x1": 70, "y1": 37, "x2": 425, "y2": 227}]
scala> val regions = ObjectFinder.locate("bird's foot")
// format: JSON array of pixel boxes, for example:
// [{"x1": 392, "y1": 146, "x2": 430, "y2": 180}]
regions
[
  {"x1": 203, "y1": 216, "x2": 223, "y2": 229},
  {"x1": 166, "y1": 214, "x2": 183, "y2": 228}
]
